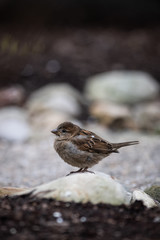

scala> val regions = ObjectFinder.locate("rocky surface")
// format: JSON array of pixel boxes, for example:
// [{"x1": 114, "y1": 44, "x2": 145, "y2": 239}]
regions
[
  {"x1": 1, "y1": 172, "x2": 158, "y2": 208},
  {"x1": 17, "y1": 172, "x2": 131, "y2": 206},
  {"x1": 85, "y1": 70, "x2": 159, "y2": 103}
]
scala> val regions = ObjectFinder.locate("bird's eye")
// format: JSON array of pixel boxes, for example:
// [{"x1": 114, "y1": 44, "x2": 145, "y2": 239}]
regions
[{"x1": 62, "y1": 129, "x2": 67, "y2": 133}]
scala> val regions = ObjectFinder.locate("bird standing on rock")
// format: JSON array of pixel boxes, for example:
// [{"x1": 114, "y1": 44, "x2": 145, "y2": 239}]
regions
[{"x1": 51, "y1": 122, "x2": 139, "y2": 175}]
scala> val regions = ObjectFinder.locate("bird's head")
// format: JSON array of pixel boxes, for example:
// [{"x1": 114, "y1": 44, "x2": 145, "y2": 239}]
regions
[{"x1": 51, "y1": 122, "x2": 80, "y2": 139}]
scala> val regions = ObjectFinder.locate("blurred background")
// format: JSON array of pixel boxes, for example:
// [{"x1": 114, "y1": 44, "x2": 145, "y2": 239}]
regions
[{"x1": 0, "y1": 0, "x2": 160, "y2": 190}]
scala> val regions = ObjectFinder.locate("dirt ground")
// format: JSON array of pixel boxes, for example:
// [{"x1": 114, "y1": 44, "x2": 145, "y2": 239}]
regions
[
  {"x1": 0, "y1": 195, "x2": 160, "y2": 240},
  {"x1": 0, "y1": 27, "x2": 160, "y2": 94}
]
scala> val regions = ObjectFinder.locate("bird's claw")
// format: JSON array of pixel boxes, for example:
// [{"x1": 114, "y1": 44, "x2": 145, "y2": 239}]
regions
[{"x1": 66, "y1": 168, "x2": 95, "y2": 176}]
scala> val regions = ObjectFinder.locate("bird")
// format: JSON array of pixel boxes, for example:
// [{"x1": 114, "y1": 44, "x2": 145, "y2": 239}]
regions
[{"x1": 51, "y1": 122, "x2": 139, "y2": 175}]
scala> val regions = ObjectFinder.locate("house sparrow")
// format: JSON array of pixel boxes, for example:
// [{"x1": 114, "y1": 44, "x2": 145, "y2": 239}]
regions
[{"x1": 51, "y1": 122, "x2": 139, "y2": 175}]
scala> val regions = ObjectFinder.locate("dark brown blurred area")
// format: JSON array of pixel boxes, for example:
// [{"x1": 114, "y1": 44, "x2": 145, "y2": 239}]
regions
[
  {"x1": 0, "y1": 0, "x2": 160, "y2": 27},
  {"x1": 0, "y1": 0, "x2": 160, "y2": 94}
]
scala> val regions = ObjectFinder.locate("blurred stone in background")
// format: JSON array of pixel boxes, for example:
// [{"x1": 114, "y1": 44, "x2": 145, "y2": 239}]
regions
[
  {"x1": 0, "y1": 107, "x2": 31, "y2": 142},
  {"x1": 0, "y1": 86, "x2": 25, "y2": 107},
  {"x1": 89, "y1": 101, "x2": 134, "y2": 129},
  {"x1": 26, "y1": 83, "x2": 84, "y2": 138},
  {"x1": 26, "y1": 83, "x2": 84, "y2": 117},
  {"x1": 85, "y1": 71, "x2": 160, "y2": 103},
  {"x1": 133, "y1": 101, "x2": 160, "y2": 132}
]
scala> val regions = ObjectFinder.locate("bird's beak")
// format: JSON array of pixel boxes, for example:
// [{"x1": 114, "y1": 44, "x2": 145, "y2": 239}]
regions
[{"x1": 51, "y1": 128, "x2": 59, "y2": 136}]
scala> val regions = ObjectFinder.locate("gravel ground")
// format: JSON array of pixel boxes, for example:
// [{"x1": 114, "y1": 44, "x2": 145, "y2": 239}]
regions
[{"x1": 0, "y1": 129, "x2": 160, "y2": 191}]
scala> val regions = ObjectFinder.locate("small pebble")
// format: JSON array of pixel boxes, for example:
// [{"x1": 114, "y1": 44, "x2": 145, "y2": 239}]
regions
[
  {"x1": 53, "y1": 211, "x2": 62, "y2": 218},
  {"x1": 80, "y1": 216, "x2": 87, "y2": 222},
  {"x1": 46, "y1": 60, "x2": 61, "y2": 73},
  {"x1": 56, "y1": 217, "x2": 64, "y2": 224},
  {"x1": 10, "y1": 228, "x2": 17, "y2": 234},
  {"x1": 153, "y1": 216, "x2": 160, "y2": 223}
]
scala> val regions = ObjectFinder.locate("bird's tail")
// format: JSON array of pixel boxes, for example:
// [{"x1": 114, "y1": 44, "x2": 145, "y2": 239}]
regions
[{"x1": 112, "y1": 141, "x2": 139, "y2": 150}]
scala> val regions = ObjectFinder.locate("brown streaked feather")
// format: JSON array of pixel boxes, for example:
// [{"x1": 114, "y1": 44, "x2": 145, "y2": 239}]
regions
[
  {"x1": 71, "y1": 134, "x2": 114, "y2": 154},
  {"x1": 72, "y1": 129, "x2": 139, "y2": 154}
]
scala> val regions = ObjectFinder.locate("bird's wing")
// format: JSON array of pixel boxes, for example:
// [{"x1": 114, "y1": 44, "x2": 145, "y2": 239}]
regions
[{"x1": 71, "y1": 131, "x2": 115, "y2": 154}]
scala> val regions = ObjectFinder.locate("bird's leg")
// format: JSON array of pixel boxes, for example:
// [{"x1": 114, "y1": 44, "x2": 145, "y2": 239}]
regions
[
  {"x1": 66, "y1": 167, "x2": 95, "y2": 176},
  {"x1": 66, "y1": 168, "x2": 83, "y2": 176},
  {"x1": 81, "y1": 167, "x2": 95, "y2": 174}
]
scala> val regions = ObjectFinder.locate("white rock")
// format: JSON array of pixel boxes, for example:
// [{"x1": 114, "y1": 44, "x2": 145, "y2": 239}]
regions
[
  {"x1": 1, "y1": 172, "x2": 158, "y2": 209},
  {"x1": 26, "y1": 83, "x2": 84, "y2": 117},
  {"x1": 131, "y1": 189, "x2": 157, "y2": 208},
  {"x1": 0, "y1": 107, "x2": 31, "y2": 142},
  {"x1": 85, "y1": 71, "x2": 159, "y2": 104},
  {"x1": 24, "y1": 172, "x2": 131, "y2": 205}
]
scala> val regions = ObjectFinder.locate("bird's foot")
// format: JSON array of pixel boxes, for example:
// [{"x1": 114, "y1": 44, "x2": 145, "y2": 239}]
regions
[
  {"x1": 66, "y1": 167, "x2": 95, "y2": 176},
  {"x1": 81, "y1": 167, "x2": 95, "y2": 174},
  {"x1": 66, "y1": 168, "x2": 83, "y2": 176}
]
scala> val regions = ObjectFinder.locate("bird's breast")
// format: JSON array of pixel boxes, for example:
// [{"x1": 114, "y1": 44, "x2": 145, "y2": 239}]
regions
[{"x1": 54, "y1": 140, "x2": 82, "y2": 159}]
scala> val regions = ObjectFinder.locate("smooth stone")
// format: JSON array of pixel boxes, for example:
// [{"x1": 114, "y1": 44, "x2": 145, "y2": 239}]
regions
[
  {"x1": 131, "y1": 189, "x2": 158, "y2": 208},
  {"x1": 26, "y1": 83, "x2": 84, "y2": 116},
  {"x1": 0, "y1": 173, "x2": 158, "y2": 209},
  {"x1": 21, "y1": 172, "x2": 131, "y2": 205},
  {"x1": 85, "y1": 70, "x2": 159, "y2": 104},
  {"x1": 0, "y1": 107, "x2": 31, "y2": 142}
]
